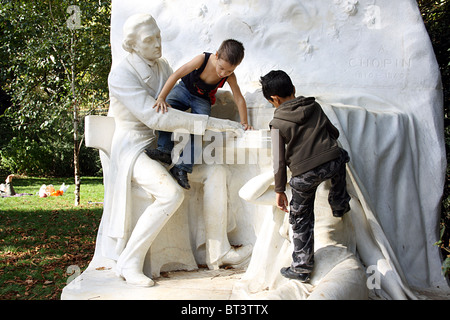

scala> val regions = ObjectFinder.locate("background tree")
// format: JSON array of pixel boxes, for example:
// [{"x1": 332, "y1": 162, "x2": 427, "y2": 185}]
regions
[{"x1": 0, "y1": 0, "x2": 111, "y2": 178}]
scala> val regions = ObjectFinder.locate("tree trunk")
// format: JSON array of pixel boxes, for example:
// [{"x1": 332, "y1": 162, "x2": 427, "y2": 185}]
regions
[{"x1": 71, "y1": 33, "x2": 81, "y2": 206}]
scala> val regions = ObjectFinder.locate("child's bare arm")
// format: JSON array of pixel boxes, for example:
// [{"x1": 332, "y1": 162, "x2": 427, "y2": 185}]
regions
[
  {"x1": 227, "y1": 73, "x2": 252, "y2": 130},
  {"x1": 153, "y1": 54, "x2": 204, "y2": 113}
]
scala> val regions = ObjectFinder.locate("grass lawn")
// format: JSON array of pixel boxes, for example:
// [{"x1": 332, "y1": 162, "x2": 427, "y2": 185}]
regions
[{"x1": 0, "y1": 176, "x2": 104, "y2": 300}]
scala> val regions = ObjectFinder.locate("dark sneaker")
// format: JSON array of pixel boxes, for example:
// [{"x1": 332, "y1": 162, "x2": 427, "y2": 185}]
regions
[
  {"x1": 280, "y1": 267, "x2": 310, "y2": 282},
  {"x1": 144, "y1": 148, "x2": 171, "y2": 165},
  {"x1": 169, "y1": 166, "x2": 190, "y2": 190},
  {"x1": 332, "y1": 203, "x2": 351, "y2": 218}
]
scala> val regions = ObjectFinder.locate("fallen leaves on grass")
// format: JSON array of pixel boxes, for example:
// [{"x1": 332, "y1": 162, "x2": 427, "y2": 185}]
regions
[{"x1": 0, "y1": 209, "x2": 102, "y2": 300}]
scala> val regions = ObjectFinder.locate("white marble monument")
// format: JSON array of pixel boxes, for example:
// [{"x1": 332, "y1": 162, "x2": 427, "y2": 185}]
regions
[{"x1": 62, "y1": 0, "x2": 449, "y2": 300}]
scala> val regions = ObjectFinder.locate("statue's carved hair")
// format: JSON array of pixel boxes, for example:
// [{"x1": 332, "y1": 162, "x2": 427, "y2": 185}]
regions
[{"x1": 122, "y1": 14, "x2": 158, "y2": 53}]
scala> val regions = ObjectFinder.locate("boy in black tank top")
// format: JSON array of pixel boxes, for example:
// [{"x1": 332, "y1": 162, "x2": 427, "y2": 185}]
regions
[{"x1": 146, "y1": 39, "x2": 251, "y2": 189}]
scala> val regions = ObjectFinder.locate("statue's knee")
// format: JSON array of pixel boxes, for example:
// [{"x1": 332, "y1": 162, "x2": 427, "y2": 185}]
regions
[{"x1": 163, "y1": 184, "x2": 184, "y2": 210}]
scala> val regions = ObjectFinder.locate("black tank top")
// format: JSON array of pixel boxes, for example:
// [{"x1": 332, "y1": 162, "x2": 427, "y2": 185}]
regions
[{"x1": 181, "y1": 52, "x2": 228, "y2": 104}]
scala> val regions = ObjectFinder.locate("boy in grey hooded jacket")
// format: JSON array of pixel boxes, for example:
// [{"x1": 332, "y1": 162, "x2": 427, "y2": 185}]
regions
[{"x1": 261, "y1": 70, "x2": 351, "y2": 282}]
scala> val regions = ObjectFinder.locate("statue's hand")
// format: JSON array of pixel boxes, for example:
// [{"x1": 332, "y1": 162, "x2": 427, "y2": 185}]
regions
[{"x1": 206, "y1": 117, "x2": 244, "y2": 137}]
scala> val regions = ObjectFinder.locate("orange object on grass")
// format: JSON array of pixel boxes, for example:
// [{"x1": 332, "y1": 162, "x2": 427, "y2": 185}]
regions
[{"x1": 50, "y1": 190, "x2": 64, "y2": 196}]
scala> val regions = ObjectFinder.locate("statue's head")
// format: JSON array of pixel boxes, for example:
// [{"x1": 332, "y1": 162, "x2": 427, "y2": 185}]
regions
[{"x1": 122, "y1": 13, "x2": 162, "y2": 61}]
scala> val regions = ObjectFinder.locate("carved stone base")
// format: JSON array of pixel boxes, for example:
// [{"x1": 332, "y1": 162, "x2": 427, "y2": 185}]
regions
[{"x1": 61, "y1": 258, "x2": 245, "y2": 300}]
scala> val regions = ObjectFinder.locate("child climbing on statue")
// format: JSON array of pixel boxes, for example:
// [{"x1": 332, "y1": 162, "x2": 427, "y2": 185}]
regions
[
  {"x1": 146, "y1": 39, "x2": 251, "y2": 190},
  {"x1": 260, "y1": 70, "x2": 351, "y2": 282}
]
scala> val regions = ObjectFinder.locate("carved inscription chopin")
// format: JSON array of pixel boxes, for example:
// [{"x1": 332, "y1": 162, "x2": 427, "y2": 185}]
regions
[{"x1": 348, "y1": 55, "x2": 411, "y2": 85}]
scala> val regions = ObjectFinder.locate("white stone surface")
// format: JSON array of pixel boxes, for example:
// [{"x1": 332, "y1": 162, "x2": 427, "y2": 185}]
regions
[
  {"x1": 62, "y1": 258, "x2": 246, "y2": 300},
  {"x1": 89, "y1": 12, "x2": 248, "y2": 289},
  {"x1": 62, "y1": 0, "x2": 449, "y2": 300}
]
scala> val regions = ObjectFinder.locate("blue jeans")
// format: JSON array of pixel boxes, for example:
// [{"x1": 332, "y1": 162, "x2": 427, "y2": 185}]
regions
[{"x1": 156, "y1": 82, "x2": 211, "y2": 173}]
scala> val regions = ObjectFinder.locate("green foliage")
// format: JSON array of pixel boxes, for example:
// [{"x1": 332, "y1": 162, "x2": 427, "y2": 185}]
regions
[
  {"x1": 0, "y1": 0, "x2": 111, "y2": 176},
  {"x1": 418, "y1": 0, "x2": 450, "y2": 108}
]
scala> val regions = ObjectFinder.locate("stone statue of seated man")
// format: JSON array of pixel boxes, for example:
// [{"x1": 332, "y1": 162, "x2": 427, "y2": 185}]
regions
[{"x1": 101, "y1": 13, "x2": 249, "y2": 287}]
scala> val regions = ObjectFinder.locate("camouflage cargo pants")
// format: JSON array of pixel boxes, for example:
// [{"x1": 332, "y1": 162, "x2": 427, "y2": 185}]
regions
[{"x1": 288, "y1": 149, "x2": 350, "y2": 274}]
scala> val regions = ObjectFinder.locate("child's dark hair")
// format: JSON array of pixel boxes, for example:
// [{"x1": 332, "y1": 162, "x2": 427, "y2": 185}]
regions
[
  {"x1": 260, "y1": 70, "x2": 295, "y2": 101},
  {"x1": 218, "y1": 39, "x2": 245, "y2": 66}
]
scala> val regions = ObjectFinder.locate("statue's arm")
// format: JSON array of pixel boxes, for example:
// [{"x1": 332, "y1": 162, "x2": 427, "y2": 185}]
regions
[
  {"x1": 108, "y1": 69, "x2": 243, "y2": 136},
  {"x1": 108, "y1": 70, "x2": 209, "y2": 135}
]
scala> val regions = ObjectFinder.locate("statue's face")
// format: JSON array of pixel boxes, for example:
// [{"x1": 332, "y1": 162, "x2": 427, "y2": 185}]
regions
[{"x1": 133, "y1": 23, "x2": 162, "y2": 61}]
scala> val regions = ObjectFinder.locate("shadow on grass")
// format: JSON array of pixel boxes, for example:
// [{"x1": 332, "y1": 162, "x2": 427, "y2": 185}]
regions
[{"x1": 3, "y1": 176, "x2": 104, "y2": 188}]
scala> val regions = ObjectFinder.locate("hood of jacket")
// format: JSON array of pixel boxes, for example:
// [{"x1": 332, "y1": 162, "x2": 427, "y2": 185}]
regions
[{"x1": 272, "y1": 96, "x2": 317, "y2": 125}]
